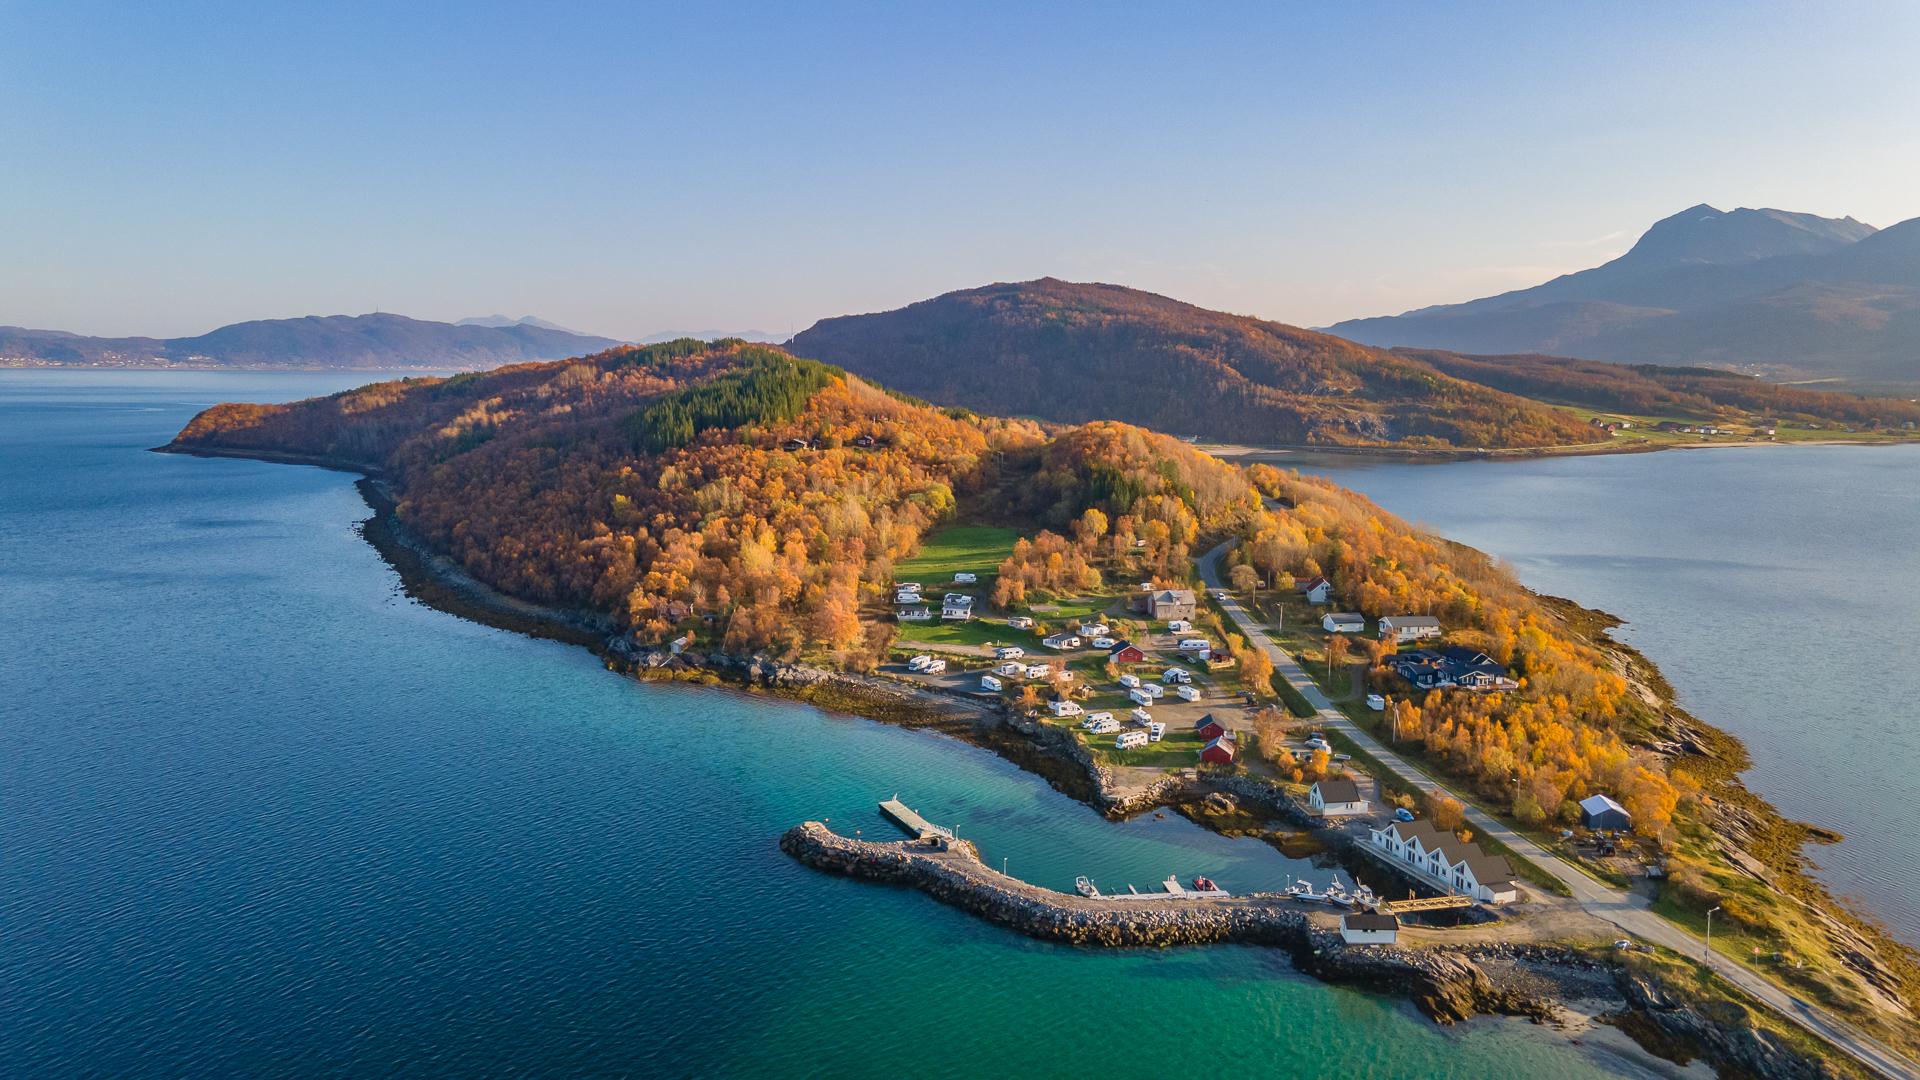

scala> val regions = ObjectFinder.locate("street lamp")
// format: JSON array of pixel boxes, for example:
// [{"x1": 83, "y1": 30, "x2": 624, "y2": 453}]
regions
[{"x1": 1705, "y1": 905, "x2": 1723, "y2": 959}]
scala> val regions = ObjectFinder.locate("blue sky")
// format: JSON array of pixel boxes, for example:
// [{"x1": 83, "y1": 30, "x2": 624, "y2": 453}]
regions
[{"x1": 4, "y1": 1, "x2": 1917, "y2": 339}]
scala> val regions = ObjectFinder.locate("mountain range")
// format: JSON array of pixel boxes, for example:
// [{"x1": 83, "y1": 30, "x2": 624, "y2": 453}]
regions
[
  {"x1": 1327, "y1": 204, "x2": 1920, "y2": 387},
  {"x1": 0, "y1": 313, "x2": 623, "y2": 370}
]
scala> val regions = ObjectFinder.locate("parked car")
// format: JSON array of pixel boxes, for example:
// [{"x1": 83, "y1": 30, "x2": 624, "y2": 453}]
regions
[{"x1": 1395, "y1": 807, "x2": 1416, "y2": 822}]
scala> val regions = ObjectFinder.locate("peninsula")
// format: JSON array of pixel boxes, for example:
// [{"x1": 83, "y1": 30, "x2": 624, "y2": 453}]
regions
[{"x1": 164, "y1": 339, "x2": 1920, "y2": 1078}]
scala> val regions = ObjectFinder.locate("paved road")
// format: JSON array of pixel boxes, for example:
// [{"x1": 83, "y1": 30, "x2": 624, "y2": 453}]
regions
[{"x1": 1199, "y1": 541, "x2": 1915, "y2": 1079}]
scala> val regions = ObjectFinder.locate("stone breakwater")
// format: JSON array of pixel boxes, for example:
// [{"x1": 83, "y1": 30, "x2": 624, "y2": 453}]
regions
[{"x1": 779, "y1": 821, "x2": 1548, "y2": 1024}]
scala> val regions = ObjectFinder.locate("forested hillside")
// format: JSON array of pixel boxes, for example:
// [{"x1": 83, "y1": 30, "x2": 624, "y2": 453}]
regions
[{"x1": 789, "y1": 279, "x2": 1602, "y2": 450}]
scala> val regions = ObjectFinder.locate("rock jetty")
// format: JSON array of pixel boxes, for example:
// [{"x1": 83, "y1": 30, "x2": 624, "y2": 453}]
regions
[{"x1": 780, "y1": 820, "x2": 1549, "y2": 1024}]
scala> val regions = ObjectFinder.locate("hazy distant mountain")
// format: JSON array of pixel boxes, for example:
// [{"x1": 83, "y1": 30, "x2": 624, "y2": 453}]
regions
[
  {"x1": 455, "y1": 314, "x2": 588, "y2": 334},
  {"x1": 788, "y1": 278, "x2": 1599, "y2": 449},
  {"x1": 639, "y1": 329, "x2": 784, "y2": 344},
  {"x1": 1326, "y1": 205, "x2": 1920, "y2": 386},
  {"x1": 0, "y1": 313, "x2": 623, "y2": 370}
]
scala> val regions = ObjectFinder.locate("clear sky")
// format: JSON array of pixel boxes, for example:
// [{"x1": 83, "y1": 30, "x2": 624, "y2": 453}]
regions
[{"x1": 4, "y1": 1, "x2": 1917, "y2": 340}]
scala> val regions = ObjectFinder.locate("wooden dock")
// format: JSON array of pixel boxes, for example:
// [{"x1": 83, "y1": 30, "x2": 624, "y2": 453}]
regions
[
  {"x1": 879, "y1": 797, "x2": 954, "y2": 840},
  {"x1": 1383, "y1": 894, "x2": 1473, "y2": 914}
]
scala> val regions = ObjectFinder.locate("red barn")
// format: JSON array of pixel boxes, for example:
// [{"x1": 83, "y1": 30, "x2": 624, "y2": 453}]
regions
[
  {"x1": 1193, "y1": 715, "x2": 1228, "y2": 741},
  {"x1": 1107, "y1": 641, "x2": 1146, "y2": 665},
  {"x1": 1200, "y1": 736, "x2": 1237, "y2": 765}
]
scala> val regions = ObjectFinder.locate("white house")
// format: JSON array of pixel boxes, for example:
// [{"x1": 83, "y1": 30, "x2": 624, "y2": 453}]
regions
[
  {"x1": 1367, "y1": 821, "x2": 1519, "y2": 904},
  {"x1": 1310, "y1": 778, "x2": 1370, "y2": 817},
  {"x1": 1049, "y1": 699, "x2": 1083, "y2": 718},
  {"x1": 954, "y1": 572, "x2": 978, "y2": 584},
  {"x1": 1176, "y1": 684, "x2": 1201, "y2": 703},
  {"x1": 1301, "y1": 577, "x2": 1333, "y2": 605},
  {"x1": 1115, "y1": 730, "x2": 1149, "y2": 750},
  {"x1": 1043, "y1": 633, "x2": 1082, "y2": 650},
  {"x1": 980, "y1": 674, "x2": 1003, "y2": 692},
  {"x1": 942, "y1": 595, "x2": 975, "y2": 620},
  {"x1": 1379, "y1": 615, "x2": 1442, "y2": 643},
  {"x1": 1128, "y1": 686, "x2": 1156, "y2": 707},
  {"x1": 1007, "y1": 616, "x2": 1035, "y2": 630},
  {"x1": 1321, "y1": 612, "x2": 1365, "y2": 634},
  {"x1": 1339, "y1": 911, "x2": 1399, "y2": 946}
]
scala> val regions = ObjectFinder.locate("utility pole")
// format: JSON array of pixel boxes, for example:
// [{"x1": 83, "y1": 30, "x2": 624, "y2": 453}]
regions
[{"x1": 1705, "y1": 905, "x2": 1723, "y2": 959}]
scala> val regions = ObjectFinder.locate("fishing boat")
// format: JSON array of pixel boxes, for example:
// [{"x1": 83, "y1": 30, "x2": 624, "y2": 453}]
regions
[{"x1": 1074, "y1": 875, "x2": 1101, "y2": 897}]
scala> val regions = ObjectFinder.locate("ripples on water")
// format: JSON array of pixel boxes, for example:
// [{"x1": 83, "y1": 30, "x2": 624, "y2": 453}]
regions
[
  {"x1": 1, "y1": 373, "x2": 1689, "y2": 1078},
  {"x1": 1302, "y1": 447, "x2": 1920, "y2": 947}
]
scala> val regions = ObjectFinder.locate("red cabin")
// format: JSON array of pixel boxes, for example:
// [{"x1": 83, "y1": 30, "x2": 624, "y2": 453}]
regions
[
  {"x1": 1107, "y1": 641, "x2": 1146, "y2": 665},
  {"x1": 1200, "y1": 736, "x2": 1237, "y2": 765},
  {"x1": 1193, "y1": 715, "x2": 1228, "y2": 741}
]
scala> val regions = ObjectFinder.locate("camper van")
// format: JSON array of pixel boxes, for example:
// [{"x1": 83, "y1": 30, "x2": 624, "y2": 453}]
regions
[{"x1": 1115, "y1": 731, "x2": 1149, "y2": 750}]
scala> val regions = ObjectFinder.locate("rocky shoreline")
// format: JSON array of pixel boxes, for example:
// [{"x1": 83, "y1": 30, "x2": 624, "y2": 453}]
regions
[{"x1": 156, "y1": 440, "x2": 1878, "y2": 1078}]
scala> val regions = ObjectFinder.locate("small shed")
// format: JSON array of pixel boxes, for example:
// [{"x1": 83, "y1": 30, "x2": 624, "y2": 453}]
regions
[
  {"x1": 1310, "y1": 778, "x2": 1370, "y2": 817},
  {"x1": 1340, "y1": 911, "x2": 1399, "y2": 945},
  {"x1": 1194, "y1": 715, "x2": 1228, "y2": 741},
  {"x1": 1579, "y1": 794, "x2": 1632, "y2": 832},
  {"x1": 1199, "y1": 736, "x2": 1237, "y2": 765},
  {"x1": 1108, "y1": 641, "x2": 1147, "y2": 664},
  {"x1": 1301, "y1": 577, "x2": 1332, "y2": 605}
]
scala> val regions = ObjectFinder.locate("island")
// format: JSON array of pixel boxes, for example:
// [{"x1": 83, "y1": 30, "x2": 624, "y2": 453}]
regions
[{"x1": 164, "y1": 338, "x2": 1919, "y2": 1078}]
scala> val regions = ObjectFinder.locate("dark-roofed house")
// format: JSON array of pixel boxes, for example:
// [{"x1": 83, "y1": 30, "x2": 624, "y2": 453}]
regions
[
  {"x1": 1309, "y1": 778, "x2": 1369, "y2": 817},
  {"x1": 1366, "y1": 819, "x2": 1519, "y2": 904},
  {"x1": 1134, "y1": 588, "x2": 1197, "y2": 622},
  {"x1": 1194, "y1": 715, "x2": 1228, "y2": 741},
  {"x1": 1579, "y1": 793, "x2": 1633, "y2": 832},
  {"x1": 1199, "y1": 735, "x2": 1237, "y2": 765},
  {"x1": 1107, "y1": 641, "x2": 1147, "y2": 665},
  {"x1": 1339, "y1": 910, "x2": 1399, "y2": 945},
  {"x1": 1388, "y1": 646, "x2": 1517, "y2": 692}
]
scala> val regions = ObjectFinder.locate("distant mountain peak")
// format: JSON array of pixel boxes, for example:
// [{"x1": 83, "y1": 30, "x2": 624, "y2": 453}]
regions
[
  {"x1": 1325, "y1": 205, "x2": 1917, "y2": 384},
  {"x1": 456, "y1": 314, "x2": 586, "y2": 334}
]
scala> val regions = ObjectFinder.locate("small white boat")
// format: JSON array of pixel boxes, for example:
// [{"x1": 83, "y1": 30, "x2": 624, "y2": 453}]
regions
[{"x1": 1075, "y1": 875, "x2": 1101, "y2": 897}]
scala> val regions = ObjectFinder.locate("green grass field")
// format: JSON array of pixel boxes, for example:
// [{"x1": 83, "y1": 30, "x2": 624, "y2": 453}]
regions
[
  {"x1": 893, "y1": 525, "x2": 1020, "y2": 583},
  {"x1": 896, "y1": 618, "x2": 1038, "y2": 649}
]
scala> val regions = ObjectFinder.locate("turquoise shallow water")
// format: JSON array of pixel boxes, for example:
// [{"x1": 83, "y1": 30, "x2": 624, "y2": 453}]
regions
[
  {"x1": 1, "y1": 372, "x2": 1681, "y2": 1078},
  {"x1": 1300, "y1": 447, "x2": 1920, "y2": 947}
]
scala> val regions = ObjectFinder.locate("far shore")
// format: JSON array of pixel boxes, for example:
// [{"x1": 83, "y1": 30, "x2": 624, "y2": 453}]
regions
[{"x1": 1199, "y1": 433, "x2": 1920, "y2": 466}]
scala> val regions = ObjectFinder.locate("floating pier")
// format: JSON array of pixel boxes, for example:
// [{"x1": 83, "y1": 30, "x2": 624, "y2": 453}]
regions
[{"x1": 878, "y1": 796, "x2": 954, "y2": 840}]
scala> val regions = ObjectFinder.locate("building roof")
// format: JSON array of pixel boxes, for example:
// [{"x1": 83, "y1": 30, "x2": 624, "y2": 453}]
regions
[
  {"x1": 1579, "y1": 793, "x2": 1630, "y2": 817},
  {"x1": 1343, "y1": 911, "x2": 1398, "y2": 932},
  {"x1": 1108, "y1": 640, "x2": 1140, "y2": 655},
  {"x1": 1464, "y1": 853, "x2": 1517, "y2": 886},
  {"x1": 1325, "y1": 611, "x2": 1364, "y2": 622},
  {"x1": 1202, "y1": 736, "x2": 1236, "y2": 757},
  {"x1": 1315, "y1": 778, "x2": 1362, "y2": 804},
  {"x1": 1382, "y1": 615, "x2": 1441, "y2": 628},
  {"x1": 1194, "y1": 713, "x2": 1224, "y2": 731}
]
